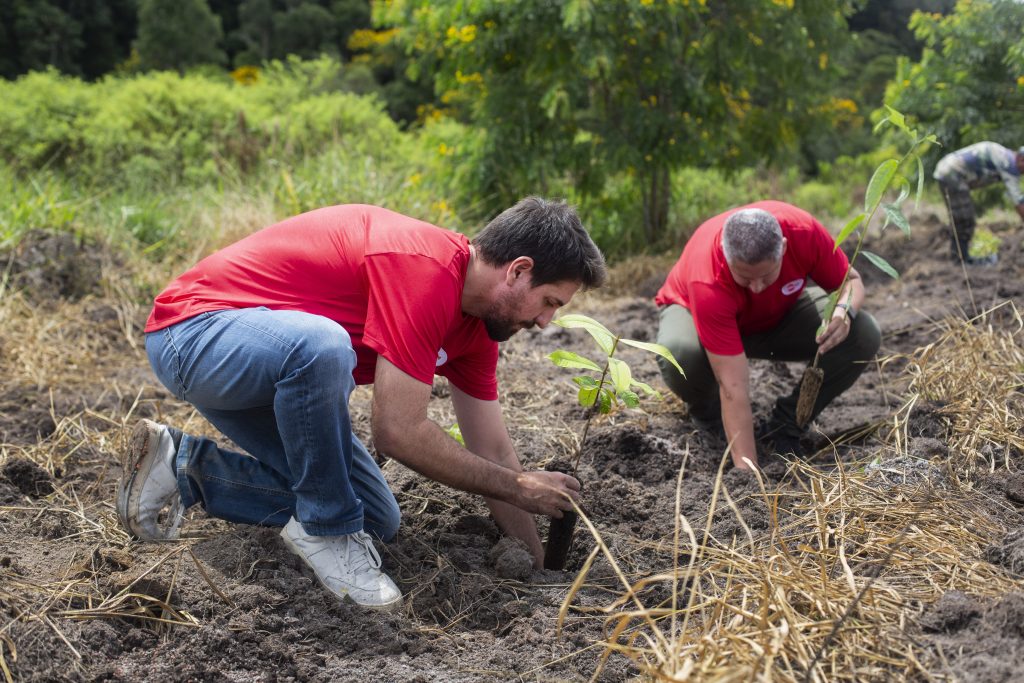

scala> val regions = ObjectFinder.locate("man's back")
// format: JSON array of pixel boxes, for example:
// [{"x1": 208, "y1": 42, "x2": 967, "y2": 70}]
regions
[{"x1": 934, "y1": 142, "x2": 1024, "y2": 202}]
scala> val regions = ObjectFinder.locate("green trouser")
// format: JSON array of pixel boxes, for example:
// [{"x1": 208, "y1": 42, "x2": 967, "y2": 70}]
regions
[{"x1": 655, "y1": 287, "x2": 881, "y2": 438}]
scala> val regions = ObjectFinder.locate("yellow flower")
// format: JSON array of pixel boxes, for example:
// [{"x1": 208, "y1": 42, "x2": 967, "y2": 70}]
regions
[
  {"x1": 230, "y1": 65, "x2": 260, "y2": 85},
  {"x1": 819, "y1": 52, "x2": 828, "y2": 70}
]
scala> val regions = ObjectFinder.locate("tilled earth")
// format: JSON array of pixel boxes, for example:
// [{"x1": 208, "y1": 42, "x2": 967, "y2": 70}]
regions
[{"x1": 1, "y1": 210, "x2": 1022, "y2": 682}]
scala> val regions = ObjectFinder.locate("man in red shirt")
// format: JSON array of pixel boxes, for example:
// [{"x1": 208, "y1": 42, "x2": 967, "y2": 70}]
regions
[
  {"x1": 116, "y1": 197, "x2": 606, "y2": 610},
  {"x1": 654, "y1": 201, "x2": 880, "y2": 470}
]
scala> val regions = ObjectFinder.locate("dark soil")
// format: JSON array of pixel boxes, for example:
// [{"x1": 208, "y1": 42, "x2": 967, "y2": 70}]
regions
[{"x1": 1, "y1": 208, "x2": 1023, "y2": 681}]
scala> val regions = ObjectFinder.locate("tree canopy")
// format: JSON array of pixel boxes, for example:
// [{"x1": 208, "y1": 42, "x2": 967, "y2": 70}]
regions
[
  {"x1": 887, "y1": 0, "x2": 1024, "y2": 155},
  {"x1": 381, "y1": 0, "x2": 856, "y2": 243}
]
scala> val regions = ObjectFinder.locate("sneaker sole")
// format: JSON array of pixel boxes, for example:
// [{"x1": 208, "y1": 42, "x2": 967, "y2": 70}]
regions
[
  {"x1": 116, "y1": 419, "x2": 181, "y2": 541},
  {"x1": 279, "y1": 528, "x2": 403, "y2": 613}
]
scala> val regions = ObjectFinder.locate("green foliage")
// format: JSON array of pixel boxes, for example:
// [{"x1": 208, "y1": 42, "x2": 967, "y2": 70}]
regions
[
  {"x1": 231, "y1": 0, "x2": 372, "y2": 67},
  {"x1": 0, "y1": 0, "x2": 138, "y2": 80},
  {"x1": 381, "y1": 0, "x2": 856, "y2": 245},
  {"x1": 135, "y1": 0, "x2": 227, "y2": 72},
  {"x1": 886, "y1": 0, "x2": 1024, "y2": 154},
  {"x1": 549, "y1": 315, "x2": 682, "y2": 417},
  {"x1": 0, "y1": 166, "x2": 79, "y2": 248},
  {"x1": 0, "y1": 60, "x2": 404, "y2": 187},
  {"x1": 819, "y1": 107, "x2": 938, "y2": 328}
]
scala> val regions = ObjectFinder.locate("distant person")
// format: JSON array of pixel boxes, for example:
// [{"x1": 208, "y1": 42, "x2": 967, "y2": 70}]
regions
[
  {"x1": 654, "y1": 201, "x2": 881, "y2": 470},
  {"x1": 117, "y1": 198, "x2": 606, "y2": 610},
  {"x1": 933, "y1": 141, "x2": 1024, "y2": 265}
]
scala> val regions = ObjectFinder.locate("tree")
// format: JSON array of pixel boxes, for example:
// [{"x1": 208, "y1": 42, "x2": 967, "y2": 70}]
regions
[
  {"x1": 231, "y1": 0, "x2": 371, "y2": 67},
  {"x1": 381, "y1": 0, "x2": 854, "y2": 245},
  {"x1": 134, "y1": 0, "x2": 226, "y2": 72},
  {"x1": 886, "y1": 0, "x2": 1024, "y2": 155},
  {"x1": 0, "y1": 0, "x2": 137, "y2": 80}
]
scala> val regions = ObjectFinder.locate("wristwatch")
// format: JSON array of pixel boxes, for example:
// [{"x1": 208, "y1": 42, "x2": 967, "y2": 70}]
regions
[{"x1": 834, "y1": 302, "x2": 856, "y2": 320}]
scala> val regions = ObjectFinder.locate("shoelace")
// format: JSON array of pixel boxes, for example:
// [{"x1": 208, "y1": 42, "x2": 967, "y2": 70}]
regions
[{"x1": 348, "y1": 531, "x2": 382, "y2": 573}]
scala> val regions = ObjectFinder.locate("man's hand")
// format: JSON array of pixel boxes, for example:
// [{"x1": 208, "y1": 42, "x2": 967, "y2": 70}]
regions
[
  {"x1": 512, "y1": 471, "x2": 581, "y2": 517},
  {"x1": 816, "y1": 308, "x2": 851, "y2": 354}
]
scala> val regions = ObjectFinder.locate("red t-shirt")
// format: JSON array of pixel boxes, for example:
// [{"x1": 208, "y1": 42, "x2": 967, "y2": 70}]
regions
[
  {"x1": 654, "y1": 200, "x2": 849, "y2": 356},
  {"x1": 146, "y1": 205, "x2": 499, "y2": 400}
]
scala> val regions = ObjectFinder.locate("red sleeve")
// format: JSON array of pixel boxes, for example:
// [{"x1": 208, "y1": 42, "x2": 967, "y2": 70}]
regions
[
  {"x1": 807, "y1": 223, "x2": 850, "y2": 292},
  {"x1": 362, "y1": 253, "x2": 459, "y2": 386},
  {"x1": 437, "y1": 340, "x2": 499, "y2": 401},
  {"x1": 690, "y1": 283, "x2": 744, "y2": 356}
]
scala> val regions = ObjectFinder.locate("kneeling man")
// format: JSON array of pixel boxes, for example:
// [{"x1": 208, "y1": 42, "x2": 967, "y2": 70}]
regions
[{"x1": 654, "y1": 201, "x2": 880, "y2": 469}]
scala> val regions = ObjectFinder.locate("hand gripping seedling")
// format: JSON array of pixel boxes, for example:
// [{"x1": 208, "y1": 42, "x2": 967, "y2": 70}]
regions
[
  {"x1": 543, "y1": 314, "x2": 684, "y2": 570},
  {"x1": 796, "y1": 107, "x2": 938, "y2": 427}
]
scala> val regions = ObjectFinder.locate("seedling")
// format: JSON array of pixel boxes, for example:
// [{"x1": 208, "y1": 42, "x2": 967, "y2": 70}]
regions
[
  {"x1": 543, "y1": 313, "x2": 683, "y2": 569},
  {"x1": 548, "y1": 313, "x2": 684, "y2": 473},
  {"x1": 797, "y1": 106, "x2": 939, "y2": 426}
]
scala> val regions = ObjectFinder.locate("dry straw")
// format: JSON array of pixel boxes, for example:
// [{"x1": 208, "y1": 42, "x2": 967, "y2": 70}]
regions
[{"x1": 560, "y1": 305, "x2": 1024, "y2": 681}]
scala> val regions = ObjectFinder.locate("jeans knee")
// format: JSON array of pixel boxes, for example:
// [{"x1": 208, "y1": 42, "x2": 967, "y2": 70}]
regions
[
  {"x1": 290, "y1": 322, "x2": 356, "y2": 377},
  {"x1": 369, "y1": 502, "x2": 401, "y2": 543}
]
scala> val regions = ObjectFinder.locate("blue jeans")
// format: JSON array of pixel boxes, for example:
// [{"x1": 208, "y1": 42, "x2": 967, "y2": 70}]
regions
[{"x1": 145, "y1": 308, "x2": 401, "y2": 541}]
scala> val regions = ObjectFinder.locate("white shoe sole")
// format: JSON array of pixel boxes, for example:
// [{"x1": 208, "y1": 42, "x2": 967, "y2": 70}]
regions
[
  {"x1": 279, "y1": 527, "x2": 403, "y2": 613},
  {"x1": 116, "y1": 419, "x2": 182, "y2": 541}
]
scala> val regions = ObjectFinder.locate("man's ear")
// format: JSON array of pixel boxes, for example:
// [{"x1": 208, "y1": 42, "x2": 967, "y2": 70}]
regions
[
  {"x1": 780, "y1": 238, "x2": 788, "y2": 260},
  {"x1": 504, "y1": 256, "x2": 534, "y2": 286}
]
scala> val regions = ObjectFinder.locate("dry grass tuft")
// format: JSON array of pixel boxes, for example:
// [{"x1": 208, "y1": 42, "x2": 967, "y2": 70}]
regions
[{"x1": 562, "y1": 308, "x2": 1024, "y2": 681}]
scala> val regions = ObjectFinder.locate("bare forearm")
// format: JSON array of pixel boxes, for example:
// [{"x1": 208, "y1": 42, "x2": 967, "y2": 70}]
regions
[
  {"x1": 375, "y1": 418, "x2": 518, "y2": 503},
  {"x1": 720, "y1": 388, "x2": 758, "y2": 469}
]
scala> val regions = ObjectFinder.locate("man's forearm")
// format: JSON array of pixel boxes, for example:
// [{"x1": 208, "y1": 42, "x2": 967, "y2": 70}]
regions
[
  {"x1": 720, "y1": 389, "x2": 758, "y2": 469},
  {"x1": 376, "y1": 418, "x2": 519, "y2": 503}
]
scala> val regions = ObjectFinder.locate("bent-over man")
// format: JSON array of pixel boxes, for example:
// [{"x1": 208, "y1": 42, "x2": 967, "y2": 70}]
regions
[
  {"x1": 654, "y1": 201, "x2": 880, "y2": 469},
  {"x1": 934, "y1": 141, "x2": 1024, "y2": 265},
  {"x1": 116, "y1": 197, "x2": 606, "y2": 610}
]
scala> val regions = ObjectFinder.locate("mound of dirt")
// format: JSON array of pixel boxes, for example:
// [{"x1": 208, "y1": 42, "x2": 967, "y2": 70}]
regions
[{"x1": 5, "y1": 229, "x2": 109, "y2": 301}]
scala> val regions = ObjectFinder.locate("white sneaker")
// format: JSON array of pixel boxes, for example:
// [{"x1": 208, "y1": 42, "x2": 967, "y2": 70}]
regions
[
  {"x1": 279, "y1": 517, "x2": 403, "y2": 611},
  {"x1": 116, "y1": 419, "x2": 183, "y2": 541}
]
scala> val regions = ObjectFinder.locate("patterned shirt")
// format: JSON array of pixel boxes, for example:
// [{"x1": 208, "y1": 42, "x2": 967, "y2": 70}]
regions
[{"x1": 933, "y1": 141, "x2": 1024, "y2": 205}]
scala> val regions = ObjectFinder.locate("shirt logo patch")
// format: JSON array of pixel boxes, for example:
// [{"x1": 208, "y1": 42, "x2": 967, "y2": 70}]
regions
[
  {"x1": 436, "y1": 348, "x2": 448, "y2": 367},
  {"x1": 781, "y1": 278, "x2": 805, "y2": 296}
]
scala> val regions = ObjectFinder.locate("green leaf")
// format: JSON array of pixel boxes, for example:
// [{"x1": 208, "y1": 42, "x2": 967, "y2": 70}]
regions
[
  {"x1": 619, "y1": 338, "x2": 684, "y2": 376},
  {"x1": 630, "y1": 379, "x2": 659, "y2": 397},
  {"x1": 894, "y1": 176, "x2": 911, "y2": 207},
  {"x1": 885, "y1": 106, "x2": 907, "y2": 133},
  {"x1": 608, "y1": 357, "x2": 632, "y2": 394},
  {"x1": 621, "y1": 390, "x2": 640, "y2": 408},
  {"x1": 446, "y1": 423, "x2": 465, "y2": 446},
  {"x1": 862, "y1": 250, "x2": 899, "y2": 279},
  {"x1": 598, "y1": 388, "x2": 614, "y2": 414},
  {"x1": 834, "y1": 212, "x2": 865, "y2": 250},
  {"x1": 884, "y1": 204, "x2": 911, "y2": 236},
  {"x1": 553, "y1": 314, "x2": 615, "y2": 356},
  {"x1": 572, "y1": 375, "x2": 600, "y2": 389},
  {"x1": 548, "y1": 349, "x2": 601, "y2": 371},
  {"x1": 865, "y1": 159, "x2": 899, "y2": 213},
  {"x1": 578, "y1": 386, "x2": 599, "y2": 408},
  {"x1": 822, "y1": 289, "x2": 840, "y2": 320}
]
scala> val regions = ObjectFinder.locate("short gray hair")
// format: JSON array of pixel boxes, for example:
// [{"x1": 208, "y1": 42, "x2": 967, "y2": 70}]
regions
[{"x1": 721, "y1": 209, "x2": 784, "y2": 264}]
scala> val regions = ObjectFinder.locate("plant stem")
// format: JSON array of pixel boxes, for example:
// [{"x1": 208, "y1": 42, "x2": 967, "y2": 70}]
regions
[{"x1": 571, "y1": 336, "x2": 620, "y2": 474}]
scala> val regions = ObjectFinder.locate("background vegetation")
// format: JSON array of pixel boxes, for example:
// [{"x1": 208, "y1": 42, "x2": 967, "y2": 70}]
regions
[{"x1": 7, "y1": 0, "x2": 1023, "y2": 273}]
